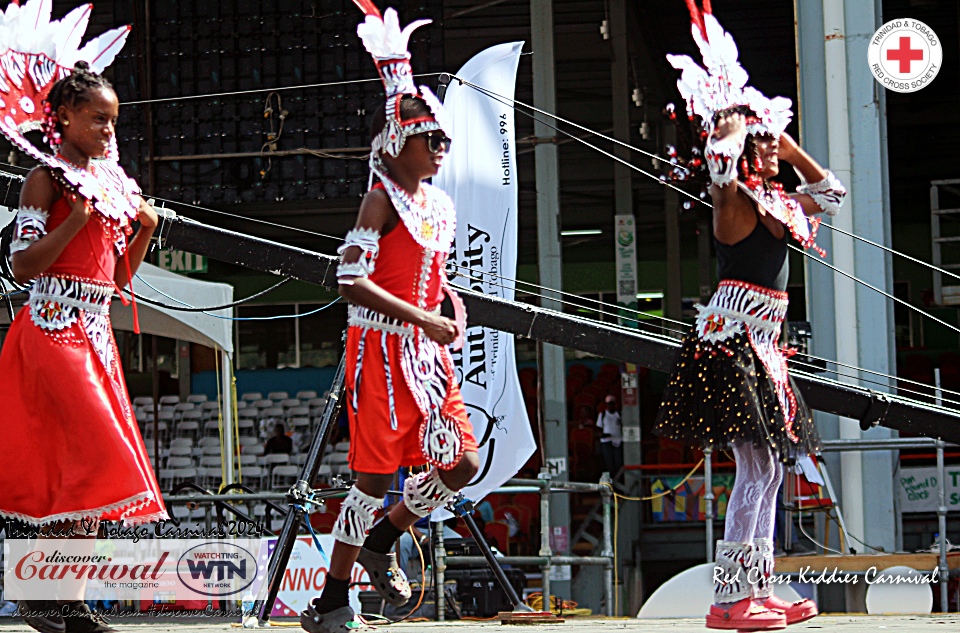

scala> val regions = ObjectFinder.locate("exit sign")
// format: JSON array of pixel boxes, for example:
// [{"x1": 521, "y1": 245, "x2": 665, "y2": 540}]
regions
[{"x1": 158, "y1": 250, "x2": 207, "y2": 274}]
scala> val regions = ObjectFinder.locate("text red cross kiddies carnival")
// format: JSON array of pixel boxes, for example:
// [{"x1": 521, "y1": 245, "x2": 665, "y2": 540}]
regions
[{"x1": 887, "y1": 36, "x2": 923, "y2": 73}]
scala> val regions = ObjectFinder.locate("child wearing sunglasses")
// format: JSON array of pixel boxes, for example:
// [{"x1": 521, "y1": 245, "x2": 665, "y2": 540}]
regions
[{"x1": 300, "y1": 5, "x2": 477, "y2": 632}]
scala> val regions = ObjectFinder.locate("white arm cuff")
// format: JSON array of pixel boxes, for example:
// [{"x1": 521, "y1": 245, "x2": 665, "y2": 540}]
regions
[
  {"x1": 337, "y1": 227, "x2": 381, "y2": 283},
  {"x1": 795, "y1": 169, "x2": 846, "y2": 216},
  {"x1": 10, "y1": 206, "x2": 50, "y2": 253},
  {"x1": 704, "y1": 131, "x2": 745, "y2": 188}
]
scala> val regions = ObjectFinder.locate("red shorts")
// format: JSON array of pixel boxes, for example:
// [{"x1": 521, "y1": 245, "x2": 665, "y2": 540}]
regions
[{"x1": 345, "y1": 326, "x2": 477, "y2": 474}]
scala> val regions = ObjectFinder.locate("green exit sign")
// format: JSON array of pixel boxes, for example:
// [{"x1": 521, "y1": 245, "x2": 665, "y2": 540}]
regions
[{"x1": 158, "y1": 250, "x2": 207, "y2": 274}]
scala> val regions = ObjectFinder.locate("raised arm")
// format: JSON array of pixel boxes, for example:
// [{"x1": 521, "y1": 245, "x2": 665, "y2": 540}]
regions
[
  {"x1": 338, "y1": 189, "x2": 457, "y2": 345},
  {"x1": 10, "y1": 167, "x2": 90, "y2": 285},
  {"x1": 779, "y1": 132, "x2": 846, "y2": 217},
  {"x1": 706, "y1": 112, "x2": 759, "y2": 245}
]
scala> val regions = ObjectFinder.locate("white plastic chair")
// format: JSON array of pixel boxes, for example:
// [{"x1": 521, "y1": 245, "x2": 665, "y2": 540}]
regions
[
  {"x1": 267, "y1": 391, "x2": 290, "y2": 401},
  {"x1": 177, "y1": 420, "x2": 201, "y2": 441},
  {"x1": 186, "y1": 394, "x2": 209, "y2": 404},
  {"x1": 200, "y1": 456, "x2": 222, "y2": 468},
  {"x1": 159, "y1": 395, "x2": 181, "y2": 406},
  {"x1": 296, "y1": 390, "x2": 318, "y2": 400},
  {"x1": 241, "y1": 392, "x2": 263, "y2": 402},
  {"x1": 262, "y1": 453, "x2": 291, "y2": 467},
  {"x1": 166, "y1": 455, "x2": 194, "y2": 469},
  {"x1": 244, "y1": 444, "x2": 265, "y2": 457},
  {"x1": 280, "y1": 398, "x2": 301, "y2": 410},
  {"x1": 168, "y1": 445, "x2": 193, "y2": 458},
  {"x1": 271, "y1": 465, "x2": 300, "y2": 491},
  {"x1": 201, "y1": 445, "x2": 222, "y2": 456},
  {"x1": 133, "y1": 396, "x2": 155, "y2": 408}
]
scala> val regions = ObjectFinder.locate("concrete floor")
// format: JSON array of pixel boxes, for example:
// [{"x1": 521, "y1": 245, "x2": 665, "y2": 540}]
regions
[{"x1": 3, "y1": 615, "x2": 960, "y2": 632}]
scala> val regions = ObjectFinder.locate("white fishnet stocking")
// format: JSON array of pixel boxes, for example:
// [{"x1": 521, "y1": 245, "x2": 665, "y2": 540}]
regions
[{"x1": 723, "y1": 441, "x2": 782, "y2": 543}]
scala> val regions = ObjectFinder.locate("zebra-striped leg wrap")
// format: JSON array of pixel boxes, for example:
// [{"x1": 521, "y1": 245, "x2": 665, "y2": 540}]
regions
[
  {"x1": 332, "y1": 486, "x2": 382, "y2": 547},
  {"x1": 402, "y1": 469, "x2": 456, "y2": 518}
]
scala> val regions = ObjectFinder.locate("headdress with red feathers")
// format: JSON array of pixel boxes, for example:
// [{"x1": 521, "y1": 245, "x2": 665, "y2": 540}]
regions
[
  {"x1": 667, "y1": 0, "x2": 792, "y2": 139},
  {"x1": 350, "y1": 0, "x2": 448, "y2": 173},
  {"x1": 0, "y1": 0, "x2": 138, "y2": 223}
]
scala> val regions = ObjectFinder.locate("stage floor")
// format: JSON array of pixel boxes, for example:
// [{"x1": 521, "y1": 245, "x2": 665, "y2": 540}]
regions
[{"x1": 3, "y1": 615, "x2": 960, "y2": 632}]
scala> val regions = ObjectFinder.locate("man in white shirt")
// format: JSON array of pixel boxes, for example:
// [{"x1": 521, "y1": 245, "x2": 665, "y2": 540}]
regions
[{"x1": 596, "y1": 395, "x2": 623, "y2": 476}]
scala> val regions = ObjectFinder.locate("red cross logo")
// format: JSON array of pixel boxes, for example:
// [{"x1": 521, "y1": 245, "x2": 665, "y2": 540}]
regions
[{"x1": 887, "y1": 36, "x2": 924, "y2": 73}]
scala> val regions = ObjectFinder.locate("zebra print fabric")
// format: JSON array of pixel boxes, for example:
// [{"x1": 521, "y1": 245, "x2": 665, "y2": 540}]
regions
[
  {"x1": 332, "y1": 486, "x2": 383, "y2": 547},
  {"x1": 713, "y1": 540, "x2": 756, "y2": 604},
  {"x1": 400, "y1": 335, "x2": 464, "y2": 470},
  {"x1": 403, "y1": 469, "x2": 456, "y2": 518},
  {"x1": 796, "y1": 169, "x2": 846, "y2": 217},
  {"x1": 696, "y1": 280, "x2": 796, "y2": 438}
]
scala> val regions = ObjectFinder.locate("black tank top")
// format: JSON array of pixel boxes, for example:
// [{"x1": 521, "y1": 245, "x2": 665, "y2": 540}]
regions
[{"x1": 715, "y1": 213, "x2": 789, "y2": 291}]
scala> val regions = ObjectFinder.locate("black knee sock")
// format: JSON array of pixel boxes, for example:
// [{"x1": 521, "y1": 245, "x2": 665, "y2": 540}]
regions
[
  {"x1": 362, "y1": 516, "x2": 404, "y2": 554},
  {"x1": 315, "y1": 575, "x2": 349, "y2": 614}
]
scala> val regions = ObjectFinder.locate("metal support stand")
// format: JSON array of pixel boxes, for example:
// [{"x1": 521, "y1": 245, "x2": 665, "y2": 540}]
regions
[
  {"x1": 704, "y1": 448, "x2": 714, "y2": 563},
  {"x1": 446, "y1": 494, "x2": 533, "y2": 613},
  {"x1": 254, "y1": 351, "x2": 347, "y2": 625}
]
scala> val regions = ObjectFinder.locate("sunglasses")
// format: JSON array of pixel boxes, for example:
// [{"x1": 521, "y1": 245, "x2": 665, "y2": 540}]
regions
[{"x1": 421, "y1": 131, "x2": 452, "y2": 154}]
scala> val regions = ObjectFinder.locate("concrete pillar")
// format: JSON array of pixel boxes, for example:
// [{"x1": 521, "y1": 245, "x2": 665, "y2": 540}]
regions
[
  {"x1": 796, "y1": 0, "x2": 897, "y2": 559},
  {"x1": 531, "y1": 0, "x2": 571, "y2": 599}
]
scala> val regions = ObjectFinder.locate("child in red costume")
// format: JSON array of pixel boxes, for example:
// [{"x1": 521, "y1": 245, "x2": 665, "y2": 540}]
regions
[
  {"x1": 300, "y1": 4, "x2": 479, "y2": 632},
  {"x1": 0, "y1": 12, "x2": 167, "y2": 629}
]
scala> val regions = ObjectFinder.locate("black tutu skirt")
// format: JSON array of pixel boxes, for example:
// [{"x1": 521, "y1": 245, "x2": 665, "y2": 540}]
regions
[{"x1": 653, "y1": 280, "x2": 821, "y2": 461}]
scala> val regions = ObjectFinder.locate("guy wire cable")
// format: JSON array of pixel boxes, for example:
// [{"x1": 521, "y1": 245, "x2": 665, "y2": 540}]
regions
[
  {"x1": 5, "y1": 81, "x2": 960, "y2": 373},
  {"x1": 797, "y1": 347, "x2": 960, "y2": 403},
  {"x1": 119, "y1": 276, "x2": 294, "y2": 312},
  {"x1": 787, "y1": 356, "x2": 960, "y2": 409},
  {"x1": 120, "y1": 73, "x2": 446, "y2": 106},
  {"x1": 132, "y1": 274, "x2": 341, "y2": 320},
  {"x1": 791, "y1": 244, "x2": 960, "y2": 336},
  {"x1": 818, "y1": 222, "x2": 960, "y2": 282},
  {"x1": 446, "y1": 84, "x2": 960, "y2": 350}
]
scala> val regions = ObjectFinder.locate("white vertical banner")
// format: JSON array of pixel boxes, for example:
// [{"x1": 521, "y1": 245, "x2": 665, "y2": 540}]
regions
[{"x1": 433, "y1": 41, "x2": 534, "y2": 515}]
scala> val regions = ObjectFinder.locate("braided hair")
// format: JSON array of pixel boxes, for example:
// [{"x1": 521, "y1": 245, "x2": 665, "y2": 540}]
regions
[
  {"x1": 662, "y1": 103, "x2": 768, "y2": 207},
  {"x1": 42, "y1": 61, "x2": 114, "y2": 145}
]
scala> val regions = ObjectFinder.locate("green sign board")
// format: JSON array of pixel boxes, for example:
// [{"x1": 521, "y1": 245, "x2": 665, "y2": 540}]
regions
[{"x1": 158, "y1": 250, "x2": 207, "y2": 274}]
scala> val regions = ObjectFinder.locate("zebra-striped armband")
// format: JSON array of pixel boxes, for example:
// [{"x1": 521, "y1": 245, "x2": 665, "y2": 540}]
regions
[
  {"x1": 10, "y1": 206, "x2": 50, "y2": 253},
  {"x1": 796, "y1": 169, "x2": 846, "y2": 216}
]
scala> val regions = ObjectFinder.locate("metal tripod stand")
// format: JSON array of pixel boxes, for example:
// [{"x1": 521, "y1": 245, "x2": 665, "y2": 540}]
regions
[{"x1": 253, "y1": 350, "x2": 532, "y2": 623}]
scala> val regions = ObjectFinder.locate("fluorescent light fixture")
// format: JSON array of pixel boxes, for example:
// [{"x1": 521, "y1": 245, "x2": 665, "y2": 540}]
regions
[
  {"x1": 560, "y1": 229, "x2": 603, "y2": 236},
  {"x1": 636, "y1": 292, "x2": 664, "y2": 300}
]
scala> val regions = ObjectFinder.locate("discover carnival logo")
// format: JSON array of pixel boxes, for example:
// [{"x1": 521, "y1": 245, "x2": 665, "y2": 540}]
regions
[
  {"x1": 4, "y1": 538, "x2": 264, "y2": 601},
  {"x1": 868, "y1": 18, "x2": 942, "y2": 93}
]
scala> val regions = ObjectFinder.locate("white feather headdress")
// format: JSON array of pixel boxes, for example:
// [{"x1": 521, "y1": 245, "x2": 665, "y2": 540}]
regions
[
  {"x1": 351, "y1": 1, "x2": 447, "y2": 163},
  {"x1": 667, "y1": 1, "x2": 791, "y2": 138}
]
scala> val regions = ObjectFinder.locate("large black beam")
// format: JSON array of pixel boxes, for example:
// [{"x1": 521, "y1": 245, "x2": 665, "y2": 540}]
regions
[{"x1": 159, "y1": 210, "x2": 960, "y2": 444}]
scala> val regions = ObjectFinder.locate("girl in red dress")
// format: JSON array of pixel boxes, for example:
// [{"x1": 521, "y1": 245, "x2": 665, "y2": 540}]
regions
[
  {"x1": 300, "y1": 4, "x2": 479, "y2": 631},
  {"x1": 0, "y1": 62, "x2": 166, "y2": 633}
]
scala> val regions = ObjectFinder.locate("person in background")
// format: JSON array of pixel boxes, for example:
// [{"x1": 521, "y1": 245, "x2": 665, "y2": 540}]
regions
[
  {"x1": 596, "y1": 395, "x2": 623, "y2": 476},
  {"x1": 264, "y1": 423, "x2": 293, "y2": 455}
]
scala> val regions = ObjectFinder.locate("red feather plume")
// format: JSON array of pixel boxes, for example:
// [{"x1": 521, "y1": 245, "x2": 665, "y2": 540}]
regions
[{"x1": 350, "y1": 0, "x2": 381, "y2": 18}]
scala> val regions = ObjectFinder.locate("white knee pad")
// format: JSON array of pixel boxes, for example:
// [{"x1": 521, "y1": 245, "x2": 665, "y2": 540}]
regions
[
  {"x1": 402, "y1": 469, "x2": 457, "y2": 518},
  {"x1": 332, "y1": 486, "x2": 383, "y2": 546}
]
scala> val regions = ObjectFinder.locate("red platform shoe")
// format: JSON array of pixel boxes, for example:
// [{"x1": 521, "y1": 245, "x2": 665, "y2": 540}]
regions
[
  {"x1": 705, "y1": 597, "x2": 787, "y2": 631},
  {"x1": 763, "y1": 595, "x2": 818, "y2": 625}
]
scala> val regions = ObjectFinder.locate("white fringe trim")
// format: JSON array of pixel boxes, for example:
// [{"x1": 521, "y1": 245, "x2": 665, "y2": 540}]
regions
[{"x1": 0, "y1": 491, "x2": 168, "y2": 527}]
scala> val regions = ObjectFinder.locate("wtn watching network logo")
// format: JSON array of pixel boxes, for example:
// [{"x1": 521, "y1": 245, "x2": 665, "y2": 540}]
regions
[{"x1": 177, "y1": 542, "x2": 259, "y2": 597}]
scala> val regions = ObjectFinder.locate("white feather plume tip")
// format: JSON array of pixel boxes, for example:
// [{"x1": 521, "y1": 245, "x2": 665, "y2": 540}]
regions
[{"x1": 356, "y1": 7, "x2": 430, "y2": 60}]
